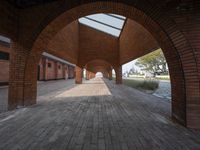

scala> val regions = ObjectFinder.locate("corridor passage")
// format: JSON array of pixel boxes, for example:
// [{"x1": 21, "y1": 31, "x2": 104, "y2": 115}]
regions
[{"x1": 0, "y1": 78, "x2": 200, "y2": 150}]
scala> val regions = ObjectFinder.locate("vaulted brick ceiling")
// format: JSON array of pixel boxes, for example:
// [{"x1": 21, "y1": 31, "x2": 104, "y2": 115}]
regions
[
  {"x1": 7, "y1": 0, "x2": 56, "y2": 8},
  {"x1": 6, "y1": 0, "x2": 193, "y2": 9}
]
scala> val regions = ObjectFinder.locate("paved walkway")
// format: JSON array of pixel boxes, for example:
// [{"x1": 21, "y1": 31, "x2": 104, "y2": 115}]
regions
[
  {"x1": 153, "y1": 80, "x2": 171, "y2": 100},
  {"x1": 0, "y1": 79, "x2": 75, "y2": 112},
  {"x1": 0, "y1": 78, "x2": 200, "y2": 150}
]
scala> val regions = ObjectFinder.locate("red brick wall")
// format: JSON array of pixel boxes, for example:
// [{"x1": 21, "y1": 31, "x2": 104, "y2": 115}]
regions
[
  {"x1": 47, "y1": 21, "x2": 79, "y2": 64},
  {"x1": 79, "y1": 24, "x2": 119, "y2": 67},
  {"x1": 68, "y1": 66, "x2": 75, "y2": 79},
  {"x1": 38, "y1": 59, "x2": 44, "y2": 80},
  {"x1": 56, "y1": 62, "x2": 63, "y2": 79},
  {"x1": 0, "y1": 44, "x2": 10, "y2": 84},
  {"x1": 38, "y1": 57, "x2": 75, "y2": 81},
  {"x1": 120, "y1": 19, "x2": 158, "y2": 64},
  {"x1": 0, "y1": 61, "x2": 9, "y2": 84},
  {"x1": 167, "y1": 3, "x2": 200, "y2": 128}
]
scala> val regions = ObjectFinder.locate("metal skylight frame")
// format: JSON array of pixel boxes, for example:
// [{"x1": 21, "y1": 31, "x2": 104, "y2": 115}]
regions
[{"x1": 78, "y1": 13, "x2": 126, "y2": 37}]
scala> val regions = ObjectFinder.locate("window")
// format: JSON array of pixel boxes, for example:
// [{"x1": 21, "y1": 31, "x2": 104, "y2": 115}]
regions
[
  {"x1": 58, "y1": 65, "x2": 61, "y2": 69},
  {"x1": 0, "y1": 51, "x2": 9, "y2": 60},
  {"x1": 48, "y1": 63, "x2": 51, "y2": 68},
  {"x1": 78, "y1": 13, "x2": 126, "y2": 37}
]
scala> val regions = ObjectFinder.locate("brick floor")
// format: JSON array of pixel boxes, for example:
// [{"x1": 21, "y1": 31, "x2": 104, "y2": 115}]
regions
[
  {"x1": 0, "y1": 78, "x2": 200, "y2": 150},
  {"x1": 0, "y1": 79, "x2": 75, "y2": 112}
]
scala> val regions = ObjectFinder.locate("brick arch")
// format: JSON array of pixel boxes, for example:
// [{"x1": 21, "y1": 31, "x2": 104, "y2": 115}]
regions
[
  {"x1": 85, "y1": 59, "x2": 113, "y2": 71},
  {"x1": 84, "y1": 59, "x2": 114, "y2": 80},
  {"x1": 11, "y1": 1, "x2": 199, "y2": 128}
]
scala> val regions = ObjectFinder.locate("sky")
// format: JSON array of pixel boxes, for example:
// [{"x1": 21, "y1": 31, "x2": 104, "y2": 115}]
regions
[{"x1": 122, "y1": 60, "x2": 140, "y2": 74}]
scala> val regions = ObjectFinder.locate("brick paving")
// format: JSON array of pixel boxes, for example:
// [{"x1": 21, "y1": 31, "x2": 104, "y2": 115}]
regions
[
  {"x1": 0, "y1": 78, "x2": 200, "y2": 150},
  {"x1": 0, "y1": 79, "x2": 75, "y2": 113}
]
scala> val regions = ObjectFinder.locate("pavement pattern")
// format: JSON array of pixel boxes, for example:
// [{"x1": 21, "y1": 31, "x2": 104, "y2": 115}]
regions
[
  {"x1": 0, "y1": 78, "x2": 200, "y2": 150},
  {"x1": 153, "y1": 80, "x2": 171, "y2": 100}
]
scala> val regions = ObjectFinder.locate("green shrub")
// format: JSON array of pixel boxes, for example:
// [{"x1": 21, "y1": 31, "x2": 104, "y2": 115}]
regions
[{"x1": 123, "y1": 79, "x2": 159, "y2": 91}]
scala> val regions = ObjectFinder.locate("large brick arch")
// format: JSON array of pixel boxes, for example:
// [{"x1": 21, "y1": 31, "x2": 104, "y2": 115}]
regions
[{"x1": 9, "y1": 1, "x2": 199, "y2": 128}]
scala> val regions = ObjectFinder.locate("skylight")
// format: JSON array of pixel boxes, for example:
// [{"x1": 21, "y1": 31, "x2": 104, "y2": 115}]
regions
[
  {"x1": 78, "y1": 13, "x2": 126, "y2": 37},
  {"x1": 0, "y1": 35, "x2": 11, "y2": 43}
]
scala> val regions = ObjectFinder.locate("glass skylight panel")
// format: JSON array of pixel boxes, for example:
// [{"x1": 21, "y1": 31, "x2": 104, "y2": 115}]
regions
[
  {"x1": 108, "y1": 14, "x2": 126, "y2": 20},
  {"x1": 86, "y1": 13, "x2": 125, "y2": 29},
  {"x1": 78, "y1": 13, "x2": 126, "y2": 37},
  {"x1": 0, "y1": 35, "x2": 11, "y2": 43},
  {"x1": 79, "y1": 17, "x2": 121, "y2": 37}
]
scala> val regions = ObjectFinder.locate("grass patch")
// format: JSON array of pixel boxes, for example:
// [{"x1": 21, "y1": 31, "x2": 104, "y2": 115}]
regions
[{"x1": 123, "y1": 79, "x2": 159, "y2": 91}]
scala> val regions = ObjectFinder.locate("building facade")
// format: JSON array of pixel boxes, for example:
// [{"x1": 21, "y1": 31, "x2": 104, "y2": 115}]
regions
[
  {"x1": 0, "y1": 39, "x2": 75, "y2": 86},
  {"x1": 38, "y1": 53, "x2": 75, "y2": 81}
]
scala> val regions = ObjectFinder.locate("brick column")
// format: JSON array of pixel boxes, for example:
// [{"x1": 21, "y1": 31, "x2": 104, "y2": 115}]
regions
[
  {"x1": 115, "y1": 66, "x2": 122, "y2": 84},
  {"x1": 109, "y1": 70, "x2": 112, "y2": 80},
  {"x1": 63, "y1": 64, "x2": 67, "y2": 79},
  {"x1": 44, "y1": 58, "x2": 48, "y2": 81},
  {"x1": 75, "y1": 66, "x2": 83, "y2": 84},
  {"x1": 54, "y1": 61, "x2": 58, "y2": 80},
  {"x1": 8, "y1": 42, "x2": 30, "y2": 110},
  {"x1": 86, "y1": 70, "x2": 90, "y2": 80}
]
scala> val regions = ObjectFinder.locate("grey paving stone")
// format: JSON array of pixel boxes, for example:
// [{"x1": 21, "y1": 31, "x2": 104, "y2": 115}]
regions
[{"x1": 0, "y1": 78, "x2": 199, "y2": 150}]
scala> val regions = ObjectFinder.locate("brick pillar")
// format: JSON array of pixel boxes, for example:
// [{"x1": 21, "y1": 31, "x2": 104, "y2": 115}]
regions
[
  {"x1": 8, "y1": 41, "x2": 30, "y2": 110},
  {"x1": 86, "y1": 70, "x2": 90, "y2": 80},
  {"x1": 75, "y1": 66, "x2": 83, "y2": 84},
  {"x1": 109, "y1": 70, "x2": 112, "y2": 80},
  {"x1": 55, "y1": 61, "x2": 58, "y2": 80},
  {"x1": 44, "y1": 58, "x2": 48, "y2": 81},
  {"x1": 90, "y1": 72, "x2": 95, "y2": 79},
  {"x1": 63, "y1": 64, "x2": 66, "y2": 79},
  {"x1": 115, "y1": 66, "x2": 122, "y2": 84}
]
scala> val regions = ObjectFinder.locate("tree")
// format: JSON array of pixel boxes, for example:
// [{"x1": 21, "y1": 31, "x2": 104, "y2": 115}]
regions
[
  {"x1": 129, "y1": 65, "x2": 136, "y2": 74},
  {"x1": 135, "y1": 49, "x2": 168, "y2": 74}
]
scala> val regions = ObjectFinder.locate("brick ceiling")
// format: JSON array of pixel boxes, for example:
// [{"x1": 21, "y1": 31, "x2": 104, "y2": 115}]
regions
[
  {"x1": 7, "y1": 0, "x2": 56, "y2": 8},
  {"x1": 6, "y1": 0, "x2": 193, "y2": 10}
]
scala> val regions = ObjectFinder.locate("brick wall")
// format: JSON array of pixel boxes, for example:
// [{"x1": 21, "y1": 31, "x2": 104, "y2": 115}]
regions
[
  {"x1": 38, "y1": 56, "x2": 75, "y2": 81},
  {"x1": 79, "y1": 24, "x2": 119, "y2": 67},
  {"x1": 47, "y1": 21, "x2": 79, "y2": 64},
  {"x1": 0, "y1": 44, "x2": 10, "y2": 85},
  {"x1": 68, "y1": 66, "x2": 75, "y2": 79},
  {"x1": 120, "y1": 19, "x2": 158, "y2": 64}
]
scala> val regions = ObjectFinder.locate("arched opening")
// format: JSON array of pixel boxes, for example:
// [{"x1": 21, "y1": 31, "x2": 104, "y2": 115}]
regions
[
  {"x1": 84, "y1": 59, "x2": 113, "y2": 82},
  {"x1": 7, "y1": 1, "x2": 199, "y2": 129},
  {"x1": 122, "y1": 48, "x2": 171, "y2": 100},
  {"x1": 96, "y1": 72, "x2": 103, "y2": 78}
]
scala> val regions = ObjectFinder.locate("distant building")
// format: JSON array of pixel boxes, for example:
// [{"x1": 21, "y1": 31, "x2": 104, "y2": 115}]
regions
[
  {"x1": 0, "y1": 38, "x2": 75, "y2": 86},
  {"x1": 38, "y1": 52, "x2": 75, "y2": 81}
]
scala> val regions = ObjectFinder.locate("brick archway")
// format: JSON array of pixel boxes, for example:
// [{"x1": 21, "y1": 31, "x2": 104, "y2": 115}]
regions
[
  {"x1": 85, "y1": 59, "x2": 113, "y2": 71},
  {"x1": 9, "y1": 1, "x2": 199, "y2": 128},
  {"x1": 85, "y1": 59, "x2": 113, "y2": 80}
]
